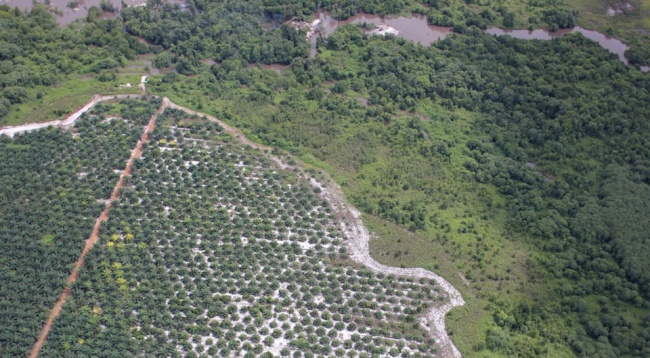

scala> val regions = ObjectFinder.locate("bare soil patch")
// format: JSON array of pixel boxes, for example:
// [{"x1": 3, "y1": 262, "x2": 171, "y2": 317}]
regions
[{"x1": 166, "y1": 100, "x2": 465, "y2": 356}]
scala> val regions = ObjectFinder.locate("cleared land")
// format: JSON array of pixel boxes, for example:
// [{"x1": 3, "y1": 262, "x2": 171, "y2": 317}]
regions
[
  {"x1": 28, "y1": 97, "x2": 163, "y2": 358},
  {"x1": 3, "y1": 94, "x2": 463, "y2": 357}
]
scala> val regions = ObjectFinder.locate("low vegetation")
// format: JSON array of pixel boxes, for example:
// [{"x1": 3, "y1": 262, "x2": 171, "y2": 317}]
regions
[
  {"x1": 0, "y1": 5, "x2": 149, "y2": 125},
  {"x1": 147, "y1": 20, "x2": 650, "y2": 357}
]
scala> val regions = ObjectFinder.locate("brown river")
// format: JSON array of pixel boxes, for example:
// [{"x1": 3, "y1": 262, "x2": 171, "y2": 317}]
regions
[
  {"x1": 3, "y1": 0, "x2": 182, "y2": 25},
  {"x1": 3, "y1": 2, "x2": 645, "y2": 71},
  {"x1": 313, "y1": 11, "x2": 648, "y2": 72},
  {"x1": 486, "y1": 27, "x2": 649, "y2": 71},
  {"x1": 315, "y1": 12, "x2": 452, "y2": 45}
]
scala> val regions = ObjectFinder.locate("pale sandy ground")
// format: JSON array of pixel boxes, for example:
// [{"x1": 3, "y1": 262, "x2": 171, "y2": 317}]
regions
[
  {"x1": 0, "y1": 75, "x2": 148, "y2": 138},
  {"x1": 310, "y1": 178, "x2": 465, "y2": 358},
  {"x1": 24, "y1": 75, "x2": 465, "y2": 357},
  {"x1": 167, "y1": 99, "x2": 466, "y2": 357}
]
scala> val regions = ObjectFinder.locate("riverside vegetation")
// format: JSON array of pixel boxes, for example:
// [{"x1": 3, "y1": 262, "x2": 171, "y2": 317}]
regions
[{"x1": 1, "y1": 1, "x2": 650, "y2": 357}]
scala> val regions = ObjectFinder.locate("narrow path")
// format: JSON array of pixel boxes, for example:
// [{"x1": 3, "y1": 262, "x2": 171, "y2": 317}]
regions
[
  {"x1": 164, "y1": 99, "x2": 272, "y2": 150},
  {"x1": 25, "y1": 87, "x2": 464, "y2": 357},
  {"x1": 139, "y1": 75, "x2": 147, "y2": 94},
  {"x1": 1, "y1": 74, "x2": 148, "y2": 138},
  {"x1": 0, "y1": 95, "x2": 135, "y2": 137},
  {"x1": 27, "y1": 100, "x2": 163, "y2": 358},
  {"x1": 309, "y1": 177, "x2": 465, "y2": 357}
]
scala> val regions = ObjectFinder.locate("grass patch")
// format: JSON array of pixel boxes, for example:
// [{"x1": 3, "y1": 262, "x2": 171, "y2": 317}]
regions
[
  {"x1": 1, "y1": 74, "x2": 143, "y2": 127},
  {"x1": 148, "y1": 70, "x2": 565, "y2": 356},
  {"x1": 117, "y1": 54, "x2": 155, "y2": 74},
  {"x1": 4, "y1": 143, "x2": 31, "y2": 150},
  {"x1": 566, "y1": 0, "x2": 650, "y2": 46},
  {"x1": 40, "y1": 234, "x2": 55, "y2": 246},
  {"x1": 299, "y1": 151, "x2": 335, "y2": 173}
]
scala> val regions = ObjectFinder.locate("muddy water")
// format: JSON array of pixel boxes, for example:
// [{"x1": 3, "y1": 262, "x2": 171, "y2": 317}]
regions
[
  {"x1": 486, "y1": 27, "x2": 649, "y2": 72},
  {"x1": 7, "y1": 1, "x2": 646, "y2": 71},
  {"x1": 316, "y1": 11, "x2": 452, "y2": 46},
  {"x1": 5, "y1": 0, "x2": 141, "y2": 25},
  {"x1": 311, "y1": 11, "x2": 647, "y2": 72},
  {"x1": 5, "y1": 0, "x2": 183, "y2": 26}
]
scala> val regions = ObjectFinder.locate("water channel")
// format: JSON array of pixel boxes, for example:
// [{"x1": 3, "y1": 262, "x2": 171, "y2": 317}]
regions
[
  {"x1": 4, "y1": 1, "x2": 645, "y2": 72},
  {"x1": 312, "y1": 11, "x2": 648, "y2": 72},
  {"x1": 315, "y1": 12, "x2": 452, "y2": 45},
  {"x1": 3, "y1": 0, "x2": 183, "y2": 25},
  {"x1": 485, "y1": 27, "x2": 649, "y2": 71}
]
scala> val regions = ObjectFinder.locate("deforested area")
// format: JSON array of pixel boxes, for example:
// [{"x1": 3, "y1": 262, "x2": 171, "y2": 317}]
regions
[
  {"x1": 0, "y1": 97, "x2": 160, "y2": 357},
  {"x1": 4, "y1": 0, "x2": 650, "y2": 356},
  {"x1": 39, "y1": 108, "x2": 448, "y2": 357}
]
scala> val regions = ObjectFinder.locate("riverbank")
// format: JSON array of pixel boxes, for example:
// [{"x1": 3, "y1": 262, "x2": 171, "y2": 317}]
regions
[{"x1": 307, "y1": 10, "x2": 648, "y2": 72}]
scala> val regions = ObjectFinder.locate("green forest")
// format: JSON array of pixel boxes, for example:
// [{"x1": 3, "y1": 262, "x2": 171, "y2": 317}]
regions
[{"x1": 1, "y1": 0, "x2": 650, "y2": 357}]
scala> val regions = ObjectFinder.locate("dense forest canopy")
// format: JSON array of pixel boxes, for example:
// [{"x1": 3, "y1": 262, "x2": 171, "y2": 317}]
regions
[
  {"x1": 118, "y1": 0, "x2": 579, "y2": 73},
  {"x1": 0, "y1": 4, "x2": 148, "y2": 122},
  {"x1": 1, "y1": 0, "x2": 650, "y2": 357}
]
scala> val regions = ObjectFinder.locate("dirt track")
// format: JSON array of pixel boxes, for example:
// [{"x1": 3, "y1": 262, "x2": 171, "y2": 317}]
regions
[
  {"x1": 0, "y1": 94, "x2": 139, "y2": 138},
  {"x1": 310, "y1": 178, "x2": 465, "y2": 358},
  {"x1": 26, "y1": 75, "x2": 464, "y2": 357},
  {"x1": 27, "y1": 98, "x2": 163, "y2": 358}
]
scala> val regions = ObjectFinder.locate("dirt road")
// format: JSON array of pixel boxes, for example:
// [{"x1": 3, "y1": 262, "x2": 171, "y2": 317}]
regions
[
  {"x1": 310, "y1": 178, "x2": 465, "y2": 357},
  {"x1": 1, "y1": 75, "x2": 149, "y2": 138},
  {"x1": 26, "y1": 86, "x2": 464, "y2": 357},
  {"x1": 28, "y1": 99, "x2": 163, "y2": 358}
]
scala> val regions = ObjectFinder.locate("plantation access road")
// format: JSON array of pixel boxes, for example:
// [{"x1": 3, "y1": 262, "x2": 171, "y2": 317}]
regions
[
  {"x1": 0, "y1": 94, "x2": 135, "y2": 138},
  {"x1": 26, "y1": 74, "x2": 465, "y2": 357},
  {"x1": 28, "y1": 97, "x2": 164, "y2": 358},
  {"x1": 1, "y1": 75, "x2": 147, "y2": 138}
]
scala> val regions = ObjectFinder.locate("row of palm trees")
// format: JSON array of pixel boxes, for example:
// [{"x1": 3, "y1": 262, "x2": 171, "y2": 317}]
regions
[
  {"x1": 0, "y1": 98, "x2": 160, "y2": 357},
  {"x1": 39, "y1": 110, "x2": 442, "y2": 357}
]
